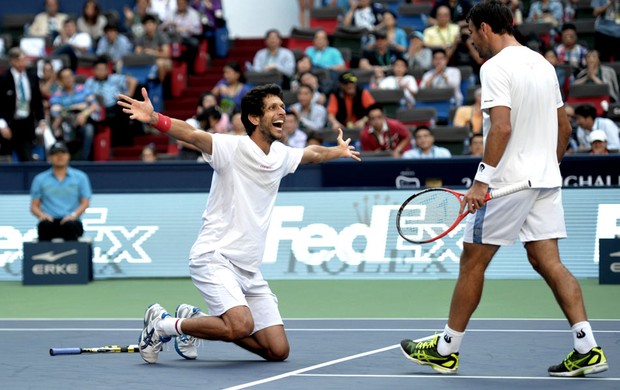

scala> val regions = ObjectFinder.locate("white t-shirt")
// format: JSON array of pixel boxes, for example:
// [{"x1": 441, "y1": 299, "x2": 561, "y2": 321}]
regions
[
  {"x1": 189, "y1": 134, "x2": 303, "y2": 272},
  {"x1": 480, "y1": 46, "x2": 564, "y2": 189}
]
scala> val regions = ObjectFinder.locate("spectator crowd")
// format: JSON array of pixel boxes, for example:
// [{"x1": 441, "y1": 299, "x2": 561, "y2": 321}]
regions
[{"x1": 0, "y1": 0, "x2": 618, "y2": 163}]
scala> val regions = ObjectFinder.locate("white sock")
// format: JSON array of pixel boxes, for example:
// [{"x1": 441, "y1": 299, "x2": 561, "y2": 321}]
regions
[
  {"x1": 156, "y1": 317, "x2": 185, "y2": 337},
  {"x1": 572, "y1": 321, "x2": 597, "y2": 354},
  {"x1": 437, "y1": 325, "x2": 464, "y2": 356}
]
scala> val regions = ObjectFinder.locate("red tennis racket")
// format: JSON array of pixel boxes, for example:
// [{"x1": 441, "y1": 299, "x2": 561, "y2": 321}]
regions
[{"x1": 396, "y1": 180, "x2": 531, "y2": 244}]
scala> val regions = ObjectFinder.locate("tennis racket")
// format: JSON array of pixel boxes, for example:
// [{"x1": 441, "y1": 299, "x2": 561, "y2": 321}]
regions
[
  {"x1": 396, "y1": 180, "x2": 531, "y2": 244},
  {"x1": 49, "y1": 345, "x2": 139, "y2": 356}
]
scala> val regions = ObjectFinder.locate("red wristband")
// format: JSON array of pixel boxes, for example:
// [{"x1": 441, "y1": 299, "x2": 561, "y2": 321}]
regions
[{"x1": 153, "y1": 112, "x2": 172, "y2": 133}]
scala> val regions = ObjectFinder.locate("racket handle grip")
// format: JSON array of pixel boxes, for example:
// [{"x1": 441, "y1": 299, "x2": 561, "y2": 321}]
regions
[
  {"x1": 489, "y1": 180, "x2": 531, "y2": 199},
  {"x1": 49, "y1": 347, "x2": 82, "y2": 356}
]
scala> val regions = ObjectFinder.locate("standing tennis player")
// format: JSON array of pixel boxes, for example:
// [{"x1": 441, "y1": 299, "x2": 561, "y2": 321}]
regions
[
  {"x1": 118, "y1": 84, "x2": 360, "y2": 364},
  {"x1": 400, "y1": 0, "x2": 608, "y2": 377}
]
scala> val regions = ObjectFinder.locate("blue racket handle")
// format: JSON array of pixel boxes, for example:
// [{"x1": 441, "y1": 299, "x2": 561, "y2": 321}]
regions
[{"x1": 49, "y1": 347, "x2": 82, "y2": 356}]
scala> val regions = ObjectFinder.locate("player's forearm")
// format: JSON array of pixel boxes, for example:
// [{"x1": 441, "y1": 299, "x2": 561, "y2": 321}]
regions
[
  {"x1": 482, "y1": 123, "x2": 511, "y2": 167},
  {"x1": 150, "y1": 113, "x2": 211, "y2": 153}
]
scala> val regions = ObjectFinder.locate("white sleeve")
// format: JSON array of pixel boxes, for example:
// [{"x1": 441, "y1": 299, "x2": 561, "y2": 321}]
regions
[{"x1": 480, "y1": 62, "x2": 511, "y2": 111}]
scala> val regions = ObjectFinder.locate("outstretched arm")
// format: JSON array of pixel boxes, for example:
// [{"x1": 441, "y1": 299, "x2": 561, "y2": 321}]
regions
[
  {"x1": 300, "y1": 128, "x2": 361, "y2": 164},
  {"x1": 118, "y1": 87, "x2": 213, "y2": 155}
]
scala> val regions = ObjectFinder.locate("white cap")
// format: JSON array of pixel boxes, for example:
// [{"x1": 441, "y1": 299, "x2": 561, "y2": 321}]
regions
[{"x1": 589, "y1": 129, "x2": 607, "y2": 143}]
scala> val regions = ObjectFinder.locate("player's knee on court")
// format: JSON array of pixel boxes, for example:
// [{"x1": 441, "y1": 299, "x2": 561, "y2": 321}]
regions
[{"x1": 265, "y1": 343, "x2": 289, "y2": 362}]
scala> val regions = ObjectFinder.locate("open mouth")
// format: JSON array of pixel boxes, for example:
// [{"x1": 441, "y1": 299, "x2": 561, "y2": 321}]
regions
[{"x1": 272, "y1": 120, "x2": 284, "y2": 129}]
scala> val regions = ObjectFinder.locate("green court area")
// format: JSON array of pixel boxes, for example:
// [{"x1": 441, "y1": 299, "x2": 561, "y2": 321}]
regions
[{"x1": 2, "y1": 278, "x2": 618, "y2": 319}]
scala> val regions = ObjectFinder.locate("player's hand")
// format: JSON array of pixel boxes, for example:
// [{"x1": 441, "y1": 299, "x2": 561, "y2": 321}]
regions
[
  {"x1": 336, "y1": 128, "x2": 361, "y2": 161},
  {"x1": 461, "y1": 181, "x2": 488, "y2": 214},
  {"x1": 118, "y1": 87, "x2": 155, "y2": 124}
]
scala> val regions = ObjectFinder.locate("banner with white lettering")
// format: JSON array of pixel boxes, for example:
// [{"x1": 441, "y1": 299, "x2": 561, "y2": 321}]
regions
[{"x1": 1, "y1": 189, "x2": 618, "y2": 281}]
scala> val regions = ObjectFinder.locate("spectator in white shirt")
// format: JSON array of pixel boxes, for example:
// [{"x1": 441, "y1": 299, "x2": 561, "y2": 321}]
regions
[
  {"x1": 252, "y1": 29, "x2": 296, "y2": 79},
  {"x1": 574, "y1": 104, "x2": 620, "y2": 151},
  {"x1": 282, "y1": 111, "x2": 308, "y2": 148},
  {"x1": 402, "y1": 126, "x2": 452, "y2": 159},
  {"x1": 420, "y1": 48, "x2": 463, "y2": 106}
]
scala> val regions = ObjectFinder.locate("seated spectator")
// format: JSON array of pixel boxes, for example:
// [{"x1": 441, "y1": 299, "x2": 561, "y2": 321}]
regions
[
  {"x1": 464, "y1": 132, "x2": 483, "y2": 156},
  {"x1": 420, "y1": 48, "x2": 463, "y2": 106},
  {"x1": 305, "y1": 29, "x2": 347, "y2": 71},
  {"x1": 52, "y1": 18, "x2": 93, "y2": 71},
  {"x1": 555, "y1": 23, "x2": 588, "y2": 75},
  {"x1": 359, "y1": 30, "x2": 404, "y2": 80},
  {"x1": 306, "y1": 130, "x2": 324, "y2": 146},
  {"x1": 141, "y1": 142, "x2": 158, "y2": 162},
  {"x1": 282, "y1": 111, "x2": 307, "y2": 148},
  {"x1": 380, "y1": 10, "x2": 408, "y2": 53},
  {"x1": 30, "y1": 0, "x2": 69, "y2": 39},
  {"x1": 124, "y1": 0, "x2": 157, "y2": 39},
  {"x1": 134, "y1": 14, "x2": 173, "y2": 83},
  {"x1": 342, "y1": 0, "x2": 385, "y2": 31},
  {"x1": 574, "y1": 104, "x2": 620, "y2": 150},
  {"x1": 30, "y1": 141, "x2": 92, "y2": 242},
  {"x1": 40, "y1": 60, "x2": 61, "y2": 101},
  {"x1": 402, "y1": 126, "x2": 452, "y2": 158},
  {"x1": 229, "y1": 111, "x2": 246, "y2": 135},
  {"x1": 149, "y1": 0, "x2": 177, "y2": 23},
  {"x1": 428, "y1": 0, "x2": 473, "y2": 27},
  {"x1": 77, "y1": 0, "x2": 107, "y2": 41},
  {"x1": 405, "y1": 31, "x2": 432, "y2": 71},
  {"x1": 96, "y1": 24, "x2": 134, "y2": 65},
  {"x1": 291, "y1": 55, "x2": 313, "y2": 89},
  {"x1": 49, "y1": 67, "x2": 98, "y2": 160},
  {"x1": 544, "y1": 49, "x2": 573, "y2": 99},
  {"x1": 453, "y1": 88, "x2": 482, "y2": 134},
  {"x1": 500, "y1": 0, "x2": 523, "y2": 25},
  {"x1": 591, "y1": 0, "x2": 620, "y2": 62},
  {"x1": 359, "y1": 103, "x2": 411, "y2": 158},
  {"x1": 289, "y1": 84, "x2": 328, "y2": 132},
  {"x1": 327, "y1": 71, "x2": 376, "y2": 131},
  {"x1": 526, "y1": 0, "x2": 564, "y2": 27},
  {"x1": 423, "y1": 6, "x2": 460, "y2": 58},
  {"x1": 564, "y1": 104, "x2": 580, "y2": 153},
  {"x1": 191, "y1": 0, "x2": 225, "y2": 58},
  {"x1": 573, "y1": 50, "x2": 619, "y2": 102},
  {"x1": 588, "y1": 129, "x2": 610, "y2": 154},
  {"x1": 298, "y1": 71, "x2": 329, "y2": 105},
  {"x1": 84, "y1": 58, "x2": 139, "y2": 146},
  {"x1": 377, "y1": 58, "x2": 419, "y2": 108},
  {"x1": 251, "y1": 29, "x2": 296, "y2": 81},
  {"x1": 449, "y1": 25, "x2": 483, "y2": 79},
  {"x1": 212, "y1": 61, "x2": 251, "y2": 115},
  {"x1": 186, "y1": 92, "x2": 229, "y2": 133},
  {"x1": 161, "y1": 0, "x2": 202, "y2": 74}
]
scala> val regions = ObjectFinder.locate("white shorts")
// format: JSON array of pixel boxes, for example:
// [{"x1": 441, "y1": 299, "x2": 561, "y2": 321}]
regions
[
  {"x1": 463, "y1": 187, "x2": 567, "y2": 246},
  {"x1": 189, "y1": 251, "x2": 283, "y2": 334}
]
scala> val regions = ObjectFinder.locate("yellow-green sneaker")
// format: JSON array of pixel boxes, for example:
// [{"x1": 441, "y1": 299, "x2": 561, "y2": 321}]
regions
[
  {"x1": 400, "y1": 335, "x2": 459, "y2": 374},
  {"x1": 548, "y1": 347, "x2": 608, "y2": 377}
]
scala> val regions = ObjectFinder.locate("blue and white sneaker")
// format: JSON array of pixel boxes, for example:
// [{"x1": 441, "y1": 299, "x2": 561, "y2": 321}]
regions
[
  {"x1": 138, "y1": 303, "x2": 172, "y2": 364},
  {"x1": 174, "y1": 304, "x2": 203, "y2": 360}
]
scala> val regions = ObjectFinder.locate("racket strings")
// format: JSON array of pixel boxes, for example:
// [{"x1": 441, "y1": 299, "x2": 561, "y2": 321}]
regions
[{"x1": 398, "y1": 191, "x2": 462, "y2": 242}]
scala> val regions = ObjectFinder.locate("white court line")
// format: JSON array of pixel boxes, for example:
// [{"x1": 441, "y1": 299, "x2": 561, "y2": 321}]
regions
[
  {"x1": 2, "y1": 328, "x2": 619, "y2": 333},
  {"x1": 222, "y1": 344, "x2": 399, "y2": 390},
  {"x1": 296, "y1": 374, "x2": 620, "y2": 381},
  {"x1": 1, "y1": 317, "x2": 619, "y2": 321}
]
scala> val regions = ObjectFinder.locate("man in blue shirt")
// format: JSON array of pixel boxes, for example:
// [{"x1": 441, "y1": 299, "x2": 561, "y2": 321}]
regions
[{"x1": 30, "y1": 141, "x2": 92, "y2": 241}]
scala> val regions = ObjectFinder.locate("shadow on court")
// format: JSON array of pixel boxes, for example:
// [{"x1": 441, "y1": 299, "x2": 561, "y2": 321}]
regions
[{"x1": 3, "y1": 319, "x2": 619, "y2": 389}]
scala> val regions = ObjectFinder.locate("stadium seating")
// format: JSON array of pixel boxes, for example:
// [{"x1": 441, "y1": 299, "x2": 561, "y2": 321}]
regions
[
  {"x1": 396, "y1": 4, "x2": 432, "y2": 32},
  {"x1": 369, "y1": 88, "x2": 405, "y2": 117},
  {"x1": 415, "y1": 87, "x2": 455, "y2": 123},
  {"x1": 396, "y1": 107, "x2": 437, "y2": 128},
  {"x1": 309, "y1": 7, "x2": 343, "y2": 35},
  {"x1": 566, "y1": 84, "x2": 611, "y2": 116}
]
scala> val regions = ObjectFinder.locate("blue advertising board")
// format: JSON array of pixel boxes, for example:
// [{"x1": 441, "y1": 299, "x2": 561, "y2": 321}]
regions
[{"x1": 1, "y1": 188, "x2": 618, "y2": 281}]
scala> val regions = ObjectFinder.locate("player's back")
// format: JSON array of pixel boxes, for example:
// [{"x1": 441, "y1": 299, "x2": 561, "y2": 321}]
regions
[{"x1": 481, "y1": 45, "x2": 563, "y2": 188}]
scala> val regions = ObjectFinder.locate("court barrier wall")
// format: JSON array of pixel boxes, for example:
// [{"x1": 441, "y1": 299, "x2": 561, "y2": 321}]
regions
[{"x1": 1, "y1": 188, "x2": 618, "y2": 281}]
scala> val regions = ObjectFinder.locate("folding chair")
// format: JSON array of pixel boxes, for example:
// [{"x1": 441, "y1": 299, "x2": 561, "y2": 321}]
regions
[
  {"x1": 396, "y1": 107, "x2": 437, "y2": 128},
  {"x1": 369, "y1": 88, "x2": 405, "y2": 117},
  {"x1": 415, "y1": 87, "x2": 455, "y2": 123},
  {"x1": 566, "y1": 84, "x2": 611, "y2": 117},
  {"x1": 432, "y1": 125, "x2": 469, "y2": 155},
  {"x1": 309, "y1": 7, "x2": 343, "y2": 35},
  {"x1": 287, "y1": 27, "x2": 318, "y2": 51},
  {"x1": 397, "y1": 4, "x2": 432, "y2": 32}
]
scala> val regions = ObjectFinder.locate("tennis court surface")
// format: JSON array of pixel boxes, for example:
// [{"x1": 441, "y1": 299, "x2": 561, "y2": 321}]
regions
[{"x1": 3, "y1": 318, "x2": 618, "y2": 389}]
